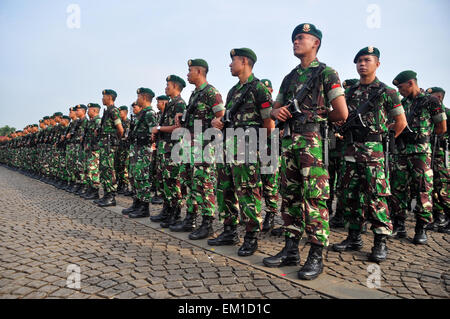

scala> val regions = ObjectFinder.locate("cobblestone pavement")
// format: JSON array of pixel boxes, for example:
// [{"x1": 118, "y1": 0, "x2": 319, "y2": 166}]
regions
[{"x1": 0, "y1": 166, "x2": 449, "y2": 299}]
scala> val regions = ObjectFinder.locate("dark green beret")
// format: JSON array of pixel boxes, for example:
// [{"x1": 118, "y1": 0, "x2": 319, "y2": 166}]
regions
[
  {"x1": 427, "y1": 87, "x2": 446, "y2": 95},
  {"x1": 188, "y1": 59, "x2": 209, "y2": 73},
  {"x1": 75, "y1": 104, "x2": 87, "y2": 111},
  {"x1": 69, "y1": 107, "x2": 75, "y2": 112},
  {"x1": 166, "y1": 75, "x2": 186, "y2": 89},
  {"x1": 62, "y1": 116, "x2": 71, "y2": 120},
  {"x1": 261, "y1": 79, "x2": 272, "y2": 89},
  {"x1": 393, "y1": 70, "x2": 417, "y2": 86},
  {"x1": 102, "y1": 89, "x2": 117, "y2": 98},
  {"x1": 343, "y1": 79, "x2": 359, "y2": 89},
  {"x1": 354, "y1": 46, "x2": 380, "y2": 63},
  {"x1": 43, "y1": 116, "x2": 50, "y2": 120},
  {"x1": 88, "y1": 103, "x2": 101, "y2": 109},
  {"x1": 53, "y1": 112, "x2": 63, "y2": 117},
  {"x1": 292, "y1": 23, "x2": 322, "y2": 43},
  {"x1": 137, "y1": 87, "x2": 155, "y2": 98},
  {"x1": 230, "y1": 48, "x2": 257, "y2": 64},
  {"x1": 156, "y1": 95, "x2": 170, "y2": 101},
  {"x1": 119, "y1": 106, "x2": 128, "y2": 111}
]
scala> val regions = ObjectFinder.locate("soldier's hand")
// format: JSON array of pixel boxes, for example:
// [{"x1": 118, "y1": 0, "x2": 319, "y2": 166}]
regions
[
  {"x1": 211, "y1": 118, "x2": 224, "y2": 130},
  {"x1": 271, "y1": 106, "x2": 292, "y2": 122},
  {"x1": 334, "y1": 120, "x2": 345, "y2": 127}
]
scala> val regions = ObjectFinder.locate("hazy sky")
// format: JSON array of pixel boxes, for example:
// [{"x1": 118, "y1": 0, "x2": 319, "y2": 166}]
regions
[{"x1": 1, "y1": 0, "x2": 449, "y2": 130}]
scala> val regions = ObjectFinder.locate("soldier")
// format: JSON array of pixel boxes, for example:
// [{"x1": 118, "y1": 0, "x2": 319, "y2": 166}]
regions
[
  {"x1": 390, "y1": 71, "x2": 447, "y2": 244},
  {"x1": 82, "y1": 103, "x2": 103, "y2": 200},
  {"x1": 426, "y1": 87, "x2": 450, "y2": 234},
  {"x1": 95, "y1": 89, "x2": 124, "y2": 207},
  {"x1": 208, "y1": 48, "x2": 274, "y2": 257},
  {"x1": 150, "y1": 76, "x2": 186, "y2": 227},
  {"x1": 169, "y1": 59, "x2": 225, "y2": 240},
  {"x1": 116, "y1": 106, "x2": 131, "y2": 195},
  {"x1": 125, "y1": 102, "x2": 140, "y2": 198},
  {"x1": 55, "y1": 115, "x2": 71, "y2": 189},
  {"x1": 264, "y1": 23, "x2": 348, "y2": 280},
  {"x1": 123, "y1": 88, "x2": 158, "y2": 218},
  {"x1": 64, "y1": 107, "x2": 79, "y2": 191},
  {"x1": 259, "y1": 79, "x2": 282, "y2": 234},
  {"x1": 331, "y1": 47, "x2": 407, "y2": 263},
  {"x1": 70, "y1": 105, "x2": 89, "y2": 195}
]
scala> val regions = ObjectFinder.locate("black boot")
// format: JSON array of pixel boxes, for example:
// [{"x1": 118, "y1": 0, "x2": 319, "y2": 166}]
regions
[
  {"x1": 332, "y1": 229, "x2": 363, "y2": 252},
  {"x1": 151, "y1": 194, "x2": 164, "y2": 205},
  {"x1": 391, "y1": 217, "x2": 407, "y2": 238},
  {"x1": 413, "y1": 219, "x2": 428, "y2": 245},
  {"x1": 83, "y1": 188, "x2": 99, "y2": 200},
  {"x1": 271, "y1": 227, "x2": 284, "y2": 237},
  {"x1": 263, "y1": 236, "x2": 300, "y2": 267},
  {"x1": 298, "y1": 244, "x2": 323, "y2": 280},
  {"x1": 238, "y1": 232, "x2": 258, "y2": 256},
  {"x1": 64, "y1": 182, "x2": 74, "y2": 192},
  {"x1": 129, "y1": 202, "x2": 150, "y2": 218},
  {"x1": 117, "y1": 182, "x2": 125, "y2": 195},
  {"x1": 170, "y1": 213, "x2": 197, "y2": 232},
  {"x1": 97, "y1": 192, "x2": 116, "y2": 207},
  {"x1": 150, "y1": 203, "x2": 169, "y2": 222},
  {"x1": 330, "y1": 211, "x2": 345, "y2": 228},
  {"x1": 76, "y1": 184, "x2": 89, "y2": 196},
  {"x1": 122, "y1": 198, "x2": 141, "y2": 215},
  {"x1": 70, "y1": 183, "x2": 81, "y2": 194},
  {"x1": 369, "y1": 234, "x2": 388, "y2": 263},
  {"x1": 189, "y1": 216, "x2": 214, "y2": 240},
  {"x1": 262, "y1": 212, "x2": 275, "y2": 233},
  {"x1": 160, "y1": 206, "x2": 181, "y2": 228},
  {"x1": 208, "y1": 225, "x2": 240, "y2": 246},
  {"x1": 438, "y1": 220, "x2": 450, "y2": 234},
  {"x1": 426, "y1": 212, "x2": 447, "y2": 231}
]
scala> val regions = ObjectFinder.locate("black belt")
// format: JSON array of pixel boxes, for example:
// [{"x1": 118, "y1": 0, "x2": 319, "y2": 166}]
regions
[
  {"x1": 291, "y1": 122, "x2": 321, "y2": 134},
  {"x1": 353, "y1": 133, "x2": 383, "y2": 143},
  {"x1": 405, "y1": 135, "x2": 430, "y2": 144}
]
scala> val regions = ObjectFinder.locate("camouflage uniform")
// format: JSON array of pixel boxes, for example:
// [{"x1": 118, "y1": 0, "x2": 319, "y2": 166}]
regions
[
  {"x1": 116, "y1": 117, "x2": 130, "y2": 191},
  {"x1": 84, "y1": 115, "x2": 102, "y2": 191}
]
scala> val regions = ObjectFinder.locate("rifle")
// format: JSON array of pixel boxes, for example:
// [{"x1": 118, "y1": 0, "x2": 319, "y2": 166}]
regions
[
  {"x1": 221, "y1": 80, "x2": 258, "y2": 130},
  {"x1": 431, "y1": 134, "x2": 438, "y2": 171},
  {"x1": 180, "y1": 85, "x2": 211, "y2": 127}
]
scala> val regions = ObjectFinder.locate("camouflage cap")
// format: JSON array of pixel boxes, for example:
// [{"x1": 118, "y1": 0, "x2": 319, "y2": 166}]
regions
[
  {"x1": 137, "y1": 87, "x2": 155, "y2": 98},
  {"x1": 393, "y1": 70, "x2": 417, "y2": 86},
  {"x1": 343, "y1": 79, "x2": 359, "y2": 89},
  {"x1": 354, "y1": 46, "x2": 380, "y2": 63},
  {"x1": 188, "y1": 59, "x2": 209, "y2": 73},
  {"x1": 156, "y1": 95, "x2": 170, "y2": 101},
  {"x1": 427, "y1": 87, "x2": 446, "y2": 95},
  {"x1": 230, "y1": 48, "x2": 257, "y2": 64},
  {"x1": 119, "y1": 105, "x2": 128, "y2": 111},
  {"x1": 166, "y1": 75, "x2": 186, "y2": 89},
  {"x1": 292, "y1": 23, "x2": 322, "y2": 43},
  {"x1": 87, "y1": 103, "x2": 101, "y2": 109},
  {"x1": 102, "y1": 89, "x2": 117, "y2": 98},
  {"x1": 261, "y1": 79, "x2": 272, "y2": 89}
]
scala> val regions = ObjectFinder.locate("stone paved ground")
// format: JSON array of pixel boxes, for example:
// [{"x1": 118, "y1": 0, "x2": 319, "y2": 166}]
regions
[{"x1": 0, "y1": 165, "x2": 449, "y2": 299}]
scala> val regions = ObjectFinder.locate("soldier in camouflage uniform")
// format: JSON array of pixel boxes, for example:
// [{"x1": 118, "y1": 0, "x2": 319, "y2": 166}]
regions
[
  {"x1": 116, "y1": 106, "x2": 131, "y2": 194},
  {"x1": 64, "y1": 107, "x2": 79, "y2": 191},
  {"x1": 331, "y1": 47, "x2": 407, "y2": 263},
  {"x1": 125, "y1": 102, "x2": 140, "y2": 198},
  {"x1": 264, "y1": 24, "x2": 348, "y2": 280},
  {"x1": 426, "y1": 87, "x2": 450, "y2": 234},
  {"x1": 208, "y1": 48, "x2": 274, "y2": 257},
  {"x1": 94, "y1": 89, "x2": 124, "y2": 207},
  {"x1": 150, "y1": 76, "x2": 187, "y2": 228},
  {"x1": 55, "y1": 115, "x2": 71, "y2": 189},
  {"x1": 390, "y1": 71, "x2": 447, "y2": 244},
  {"x1": 81, "y1": 103, "x2": 103, "y2": 200},
  {"x1": 168, "y1": 59, "x2": 225, "y2": 240}
]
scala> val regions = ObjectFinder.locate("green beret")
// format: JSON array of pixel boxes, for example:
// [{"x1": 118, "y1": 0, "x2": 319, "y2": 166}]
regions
[
  {"x1": 62, "y1": 116, "x2": 70, "y2": 120},
  {"x1": 53, "y1": 112, "x2": 63, "y2": 117},
  {"x1": 43, "y1": 116, "x2": 50, "y2": 120},
  {"x1": 69, "y1": 107, "x2": 75, "y2": 112},
  {"x1": 166, "y1": 75, "x2": 186, "y2": 89},
  {"x1": 88, "y1": 103, "x2": 101, "y2": 109},
  {"x1": 393, "y1": 70, "x2": 417, "y2": 86},
  {"x1": 261, "y1": 79, "x2": 272, "y2": 89},
  {"x1": 156, "y1": 95, "x2": 170, "y2": 101},
  {"x1": 427, "y1": 87, "x2": 446, "y2": 95},
  {"x1": 292, "y1": 23, "x2": 322, "y2": 43},
  {"x1": 354, "y1": 46, "x2": 380, "y2": 63},
  {"x1": 119, "y1": 106, "x2": 128, "y2": 111},
  {"x1": 230, "y1": 48, "x2": 257, "y2": 64},
  {"x1": 102, "y1": 89, "x2": 117, "y2": 98},
  {"x1": 188, "y1": 59, "x2": 209, "y2": 72},
  {"x1": 75, "y1": 104, "x2": 87, "y2": 111},
  {"x1": 343, "y1": 79, "x2": 359, "y2": 89},
  {"x1": 137, "y1": 87, "x2": 155, "y2": 98}
]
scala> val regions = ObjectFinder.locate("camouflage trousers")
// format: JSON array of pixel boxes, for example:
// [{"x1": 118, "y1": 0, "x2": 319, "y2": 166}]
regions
[
  {"x1": 390, "y1": 153, "x2": 434, "y2": 223},
  {"x1": 66, "y1": 144, "x2": 77, "y2": 183},
  {"x1": 115, "y1": 144, "x2": 130, "y2": 187},
  {"x1": 340, "y1": 160, "x2": 393, "y2": 235},
  {"x1": 261, "y1": 158, "x2": 280, "y2": 215},
  {"x1": 132, "y1": 145, "x2": 153, "y2": 203},
  {"x1": 74, "y1": 144, "x2": 87, "y2": 185},
  {"x1": 432, "y1": 152, "x2": 450, "y2": 217},
  {"x1": 280, "y1": 133, "x2": 330, "y2": 247},
  {"x1": 99, "y1": 139, "x2": 118, "y2": 193},
  {"x1": 160, "y1": 141, "x2": 182, "y2": 207},
  {"x1": 86, "y1": 150, "x2": 100, "y2": 189}
]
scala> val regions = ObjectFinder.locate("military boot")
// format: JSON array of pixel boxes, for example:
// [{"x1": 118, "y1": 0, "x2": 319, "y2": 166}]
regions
[
  {"x1": 332, "y1": 229, "x2": 363, "y2": 252},
  {"x1": 160, "y1": 206, "x2": 181, "y2": 228},
  {"x1": 189, "y1": 216, "x2": 214, "y2": 240},
  {"x1": 271, "y1": 227, "x2": 284, "y2": 237},
  {"x1": 83, "y1": 188, "x2": 99, "y2": 200},
  {"x1": 207, "y1": 225, "x2": 240, "y2": 246},
  {"x1": 297, "y1": 244, "x2": 323, "y2": 280},
  {"x1": 151, "y1": 194, "x2": 164, "y2": 205},
  {"x1": 330, "y1": 210, "x2": 345, "y2": 228},
  {"x1": 122, "y1": 197, "x2": 141, "y2": 215},
  {"x1": 263, "y1": 235, "x2": 301, "y2": 267},
  {"x1": 262, "y1": 212, "x2": 275, "y2": 233},
  {"x1": 76, "y1": 184, "x2": 89, "y2": 196},
  {"x1": 170, "y1": 213, "x2": 197, "y2": 232},
  {"x1": 426, "y1": 212, "x2": 447, "y2": 231},
  {"x1": 238, "y1": 231, "x2": 258, "y2": 256},
  {"x1": 64, "y1": 182, "x2": 74, "y2": 192},
  {"x1": 369, "y1": 234, "x2": 388, "y2": 263},
  {"x1": 391, "y1": 217, "x2": 407, "y2": 238},
  {"x1": 413, "y1": 219, "x2": 428, "y2": 245},
  {"x1": 70, "y1": 183, "x2": 81, "y2": 194},
  {"x1": 97, "y1": 192, "x2": 116, "y2": 207},
  {"x1": 150, "y1": 203, "x2": 169, "y2": 222},
  {"x1": 129, "y1": 202, "x2": 150, "y2": 218}
]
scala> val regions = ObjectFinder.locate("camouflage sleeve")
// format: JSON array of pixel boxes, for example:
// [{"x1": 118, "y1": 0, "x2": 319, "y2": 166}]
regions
[
  {"x1": 145, "y1": 110, "x2": 158, "y2": 134},
  {"x1": 112, "y1": 108, "x2": 122, "y2": 126},
  {"x1": 175, "y1": 100, "x2": 186, "y2": 114},
  {"x1": 275, "y1": 73, "x2": 291, "y2": 105},
  {"x1": 208, "y1": 87, "x2": 225, "y2": 114},
  {"x1": 429, "y1": 95, "x2": 447, "y2": 124},
  {"x1": 385, "y1": 86, "x2": 404, "y2": 118},
  {"x1": 255, "y1": 81, "x2": 273, "y2": 120},
  {"x1": 322, "y1": 66, "x2": 345, "y2": 104}
]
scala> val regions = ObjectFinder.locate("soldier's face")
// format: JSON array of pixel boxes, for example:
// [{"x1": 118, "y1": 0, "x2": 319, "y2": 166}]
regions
[
  {"x1": 119, "y1": 110, "x2": 128, "y2": 119},
  {"x1": 132, "y1": 105, "x2": 141, "y2": 115},
  {"x1": 230, "y1": 56, "x2": 244, "y2": 77},
  {"x1": 293, "y1": 34, "x2": 318, "y2": 57},
  {"x1": 76, "y1": 109, "x2": 85, "y2": 118},
  {"x1": 356, "y1": 55, "x2": 379, "y2": 77},
  {"x1": 187, "y1": 66, "x2": 197, "y2": 84},
  {"x1": 69, "y1": 111, "x2": 77, "y2": 120},
  {"x1": 165, "y1": 82, "x2": 175, "y2": 97},
  {"x1": 431, "y1": 92, "x2": 445, "y2": 103},
  {"x1": 396, "y1": 81, "x2": 414, "y2": 98}
]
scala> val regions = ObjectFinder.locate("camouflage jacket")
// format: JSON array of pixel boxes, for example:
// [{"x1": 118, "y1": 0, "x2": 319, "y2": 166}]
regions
[
  {"x1": 85, "y1": 115, "x2": 102, "y2": 150},
  {"x1": 401, "y1": 89, "x2": 446, "y2": 155},
  {"x1": 225, "y1": 73, "x2": 272, "y2": 128},
  {"x1": 276, "y1": 58, "x2": 344, "y2": 124},
  {"x1": 343, "y1": 77, "x2": 404, "y2": 162},
  {"x1": 72, "y1": 117, "x2": 89, "y2": 144},
  {"x1": 132, "y1": 106, "x2": 158, "y2": 146},
  {"x1": 100, "y1": 105, "x2": 121, "y2": 136}
]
